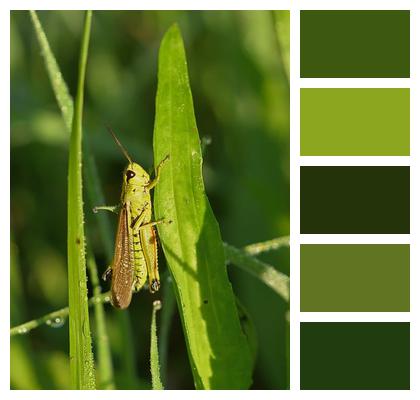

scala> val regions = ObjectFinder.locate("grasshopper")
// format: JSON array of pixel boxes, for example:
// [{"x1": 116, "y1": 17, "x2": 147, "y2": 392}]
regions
[{"x1": 94, "y1": 127, "x2": 170, "y2": 309}]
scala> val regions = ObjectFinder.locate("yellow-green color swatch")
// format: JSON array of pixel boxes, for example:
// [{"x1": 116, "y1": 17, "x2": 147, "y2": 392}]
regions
[
  {"x1": 301, "y1": 88, "x2": 410, "y2": 156},
  {"x1": 300, "y1": 244, "x2": 410, "y2": 312}
]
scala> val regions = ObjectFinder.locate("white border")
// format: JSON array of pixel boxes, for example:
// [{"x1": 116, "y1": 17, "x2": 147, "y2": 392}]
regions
[
  {"x1": 300, "y1": 313, "x2": 410, "y2": 322},
  {"x1": 300, "y1": 234, "x2": 411, "y2": 244},
  {"x1": 301, "y1": 78, "x2": 411, "y2": 88},
  {"x1": 3, "y1": 0, "x2": 419, "y2": 397},
  {"x1": 300, "y1": 157, "x2": 411, "y2": 166}
]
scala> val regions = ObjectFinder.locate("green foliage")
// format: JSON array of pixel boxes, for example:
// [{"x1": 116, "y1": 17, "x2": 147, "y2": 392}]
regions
[
  {"x1": 11, "y1": 10, "x2": 290, "y2": 389},
  {"x1": 153, "y1": 24, "x2": 253, "y2": 389},
  {"x1": 66, "y1": 11, "x2": 95, "y2": 389}
]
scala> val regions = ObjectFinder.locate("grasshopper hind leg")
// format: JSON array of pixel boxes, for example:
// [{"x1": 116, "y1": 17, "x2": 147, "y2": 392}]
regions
[
  {"x1": 150, "y1": 279, "x2": 160, "y2": 293},
  {"x1": 133, "y1": 263, "x2": 147, "y2": 292}
]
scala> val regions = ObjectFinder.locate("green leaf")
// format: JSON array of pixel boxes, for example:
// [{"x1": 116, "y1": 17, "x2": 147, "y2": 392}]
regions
[
  {"x1": 153, "y1": 24, "x2": 253, "y2": 389},
  {"x1": 67, "y1": 10, "x2": 95, "y2": 389},
  {"x1": 150, "y1": 301, "x2": 163, "y2": 390}
]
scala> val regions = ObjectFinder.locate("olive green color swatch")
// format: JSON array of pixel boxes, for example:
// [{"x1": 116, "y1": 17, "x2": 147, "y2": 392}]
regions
[
  {"x1": 300, "y1": 10, "x2": 410, "y2": 78},
  {"x1": 300, "y1": 322, "x2": 410, "y2": 389},
  {"x1": 300, "y1": 88, "x2": 410, "y2": 156},
  {"x1": 300, "y1": 166, "x2": 410, "y2": 234},
  {"x1": 300, "y1": 244, "x2": 410, "y2": 312}
]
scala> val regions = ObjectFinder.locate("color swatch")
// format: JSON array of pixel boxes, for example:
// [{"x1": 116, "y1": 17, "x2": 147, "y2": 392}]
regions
[
  {"x1": 300, "y1": 244, "x2": 410, "y2": 312},
  {"x1": 300, "y1": 88, "x2": 410, "y2": 156},
  {"x1": 300, "y1": 10, "x2": 410, "y2": 78},
  {"x1": 300, "y1": 166, "x2": 410, "y2": 234},
  {"x1": 300, "y1": 322, "x2": 410, "y2": 389}
]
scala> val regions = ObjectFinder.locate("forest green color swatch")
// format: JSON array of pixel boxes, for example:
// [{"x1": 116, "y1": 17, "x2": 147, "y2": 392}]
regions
[
  {"x1": 300, "y1": 322, "x2": 410, "y2": 389},
  {"x1": 300, "y1": 88, "x2": 410, "y2": 156},
  {"x1": 300, "y1": 244, "x2": 410, "y2": 312},
  {"x1": 300, "y1": 166, "x2": 410, "y2": 234},
  {"x1": 300, "y1": 10, "x2": 410, "y2": 78}
]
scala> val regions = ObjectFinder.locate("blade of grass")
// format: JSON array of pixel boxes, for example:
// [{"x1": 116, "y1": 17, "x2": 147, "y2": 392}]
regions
[
  {"x1": 29, "y1": 10, "x2": 117, "y2": 389},
  {"x1": 153, "y1": 24, "x2": 253, "y2": 389},
  {"x1": 29, "y1": 10, "x2": 73, "y2": 131},
  {"x1": 67, "y1": 10, "x2": 95, "y2": 389},
  {"x1": 224, "y1": 243, "x2": 290, "y2": 302},
  {"x1": 243, "y1": 236, "x2": 289, "y2": 256},
  {"x1": 10, "y1": 292, "x2": 111, "y2": 337},
  {"x1": 150, "y1": 301, "x2": 163, "y2": 390}
]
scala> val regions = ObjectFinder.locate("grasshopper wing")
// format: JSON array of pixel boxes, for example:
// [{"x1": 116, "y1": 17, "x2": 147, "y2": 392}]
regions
[{"x1": 110, "y1": 202, "x2": 134, "y2": 309}]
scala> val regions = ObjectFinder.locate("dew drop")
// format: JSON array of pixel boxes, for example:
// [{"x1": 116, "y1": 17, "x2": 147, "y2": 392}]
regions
[{"x1": 50, "y1": 317, "x2": 66, "y2": 328}]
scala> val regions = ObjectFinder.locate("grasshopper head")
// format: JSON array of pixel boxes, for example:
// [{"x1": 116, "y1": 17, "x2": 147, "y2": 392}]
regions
[{"x1": 124, "y1": 162, "x2": 150, "y2": 187}]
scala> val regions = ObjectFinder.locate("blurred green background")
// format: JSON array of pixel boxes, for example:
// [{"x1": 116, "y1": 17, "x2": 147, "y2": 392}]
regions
[{"x1": 10, "y1": 10, "x2": 289, "y2": 389}]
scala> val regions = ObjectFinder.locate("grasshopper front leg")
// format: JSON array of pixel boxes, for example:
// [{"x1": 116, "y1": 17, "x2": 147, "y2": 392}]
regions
[
  {"x1": 146, "y1": 155, "x2": 170, "y2": 190},
  {"x1": 93, "y1": 204, "x2": 120, "y2": 214}
]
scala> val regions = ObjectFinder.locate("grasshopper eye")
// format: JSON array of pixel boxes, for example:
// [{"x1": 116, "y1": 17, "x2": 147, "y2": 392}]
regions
[{"x1": 126, "y1": 170, "x2": 136, "y2": 181}]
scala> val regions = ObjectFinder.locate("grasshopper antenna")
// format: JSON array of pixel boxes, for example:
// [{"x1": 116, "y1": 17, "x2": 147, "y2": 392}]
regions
[{"x1": 105, "y1": 125, "x2": 133, "y2": 165}]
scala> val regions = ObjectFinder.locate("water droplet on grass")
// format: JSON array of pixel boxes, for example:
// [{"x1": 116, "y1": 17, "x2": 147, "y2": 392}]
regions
[{"x1": 49, "y1": 317, "x2": 66, "y2": 328}]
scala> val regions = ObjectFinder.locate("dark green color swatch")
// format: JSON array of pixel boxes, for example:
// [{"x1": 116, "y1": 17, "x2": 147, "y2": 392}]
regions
[
  {"x1": 300, "y1": 88, "x2": 410, "y2": 156},
  {"x1": 300, "y1": 10, "x2": 410, "y2": 78},
  {"x1": 300, "y1": 322, "x2": 410, "y2": 389},
  {"x1": 300, "y1": 166, "x2": 410, "y2": 234},
  {"x1": 300, "y1": 244, "x2": 410, "y2": 312}
]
